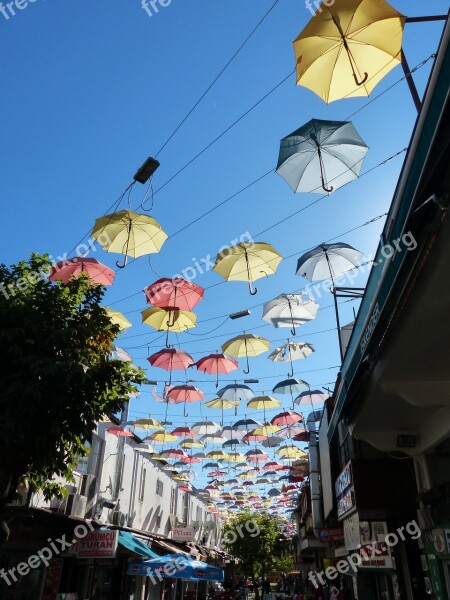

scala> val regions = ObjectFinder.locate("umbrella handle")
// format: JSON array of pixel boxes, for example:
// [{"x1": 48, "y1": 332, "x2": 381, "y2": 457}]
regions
[
  {"x1": 354, "y1": 71, "x2": 368, "y2": 86},
  {"x1": 243, "y1": 346, "x2": 250, "y2": 374},
  {"x1": 165, "y1": 329, "x2": 171, "y2": 349},
  {"x1": 115, "y1": 256, "x2": 129, "y2": 269},
  {"x1": 248, "y1": 281, "x2": 258, "y2": 296}
]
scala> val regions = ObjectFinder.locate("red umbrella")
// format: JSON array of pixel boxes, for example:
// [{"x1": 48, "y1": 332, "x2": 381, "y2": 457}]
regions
[
  {"x1": 208, "y1": 471, "x2": 227, "y2": 477},
  {"x1": 243, "y1": 431, "x2": 268, "y2": 443},
  {"x1": 167, "y1": 385, "x2": 204, "y2": 416},
  {"x1": 106, "y1": 426, "x2": 133, "y2": 437},
  {"x1": 292, "y1": 431, "x2": 310, "y2": 443},
  {"x1": 271, "y1": 411, "x2": 303, "y2": 427},
  {"x1": 144, "y1": 277, "x2": 204, "y2": 311},
  {"x1": 171, "y1": 426, "x2": 198, "y2": 437},
  {"x1": 50, "y1": 257, "x2": 115, "y2": 286},
  {"x1": 195, "y1": 353, "x2": 239, "y2": 388},
  {"x1": 148, "y1": 348, "x2": 195, "y2": 384},
  {"x1": 162, "y1": 449, "x2": 187, "y2": 459},
  {"x1": 178, "y1": 485, "x2": 193, "y2": 492},
  {"x1": 180, "y1": 455, "x2": 200, "y2": 464},
  {"x1": 263, "y1": 462, "x2": 283, "y2": 471}
]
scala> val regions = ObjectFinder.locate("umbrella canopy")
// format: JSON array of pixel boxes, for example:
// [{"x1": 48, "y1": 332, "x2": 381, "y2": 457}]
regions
[
  {"x1": 277, "y1": 425, "x2": 306, "y2": 439},
  {"x1": 222, "y1": 334, "x2": 270, "y2": 374},
  {"x1": 167, "y1": 385, "x2": 204, "y2": 403},
  {"x1": 110, "y1": 346, "x2": 132, "y2": 361},
  {"x1": 262, "y1": 293, "x2": 319, "y2": 335},
  {"x1": 128, "y1": 554, "x2": 224, "y2": 581},
  {"x1": 191, "y1": 421, "x2": 221, "y2": 435},
  {"x1": 142, "y1": 307, "x2": 197, "y2": 347},
  {"x1": 144, "y1": 277, "x2": 204, "y2": 311},
  {"x1": 171, "y1": 427, "x2": 198, "y2": 437},
  {"x1": 213, "y1": 242, "x2": 282, "y2": 295},
  {"x1": 233, "y1": 418, "x2": 262, "y2": 431},
  {"x1": 262, "y1": 436, "x2": 284, "y2": 448},
  {"x1": 132, "y1": 418, "x2": 162, "y2": 430},
  {"x1": 49, "y1": 257, "x2": 115, "y2": 286},
  {"x1": 106, "y1": 426, "x2": 133, "y2": 437},
  {"x1": 218, "y1": 384, "x2": 255, "y2": 403},
  {"x1": 268, "y1": 341, "x2": 315, "y2": 377},
  {"x1": 296, "y1": 242, "x2": 362, "y2": 282},
  {"x1": 104, "y1": 308, "x2": 132, "y2": 330},
  {"x1": 180, "y1": 438, "x2": 204, "y2": 449},
  {"x1": 277, "y1": 119, "x2": 368, "y2": 193},
  {"x1": 293, "y1": 0, "x2": 406, "y2": 103},
  {"x1": 271, "y1": 411, "x2": 303, "y2": 427},
  {"x1": 204, "y1": 398, "x2": 238, "y2": 410},
  {"x1": 206, "y1": 450, "x2": 230, "y2": 461},
  {"x1": 91, "y1": 209, "x2": 168, "y2": 268},
  {"x1": 273, "y1": 379, "x2": 309, "y2": 396},
  {"x1": 195, "y1": 353, "x2": 239, "y2": 388},
  {"x1": 276, "y1": 445, "x2": 308, "y2": 459},
  {"x1": 295, "y1": 390, "x2": 330, "y2": 405},
  {"x1": 200, "y1": 434, "x2": 227, "y2": 445},
  {"x1": 148, "y1": 430, "x2": 178, "y2": 444},
  {"x1": 226, "y1": 452, "x2": 247, "y2": 463},
  {"x1": 147, "y1": 348, "x2": 194, "y2": 384}
]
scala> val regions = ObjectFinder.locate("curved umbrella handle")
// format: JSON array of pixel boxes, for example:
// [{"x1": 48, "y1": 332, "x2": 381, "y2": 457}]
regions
[
  {"x1": 165, "y1": 329, "x2": 171, "y2": 349},
  {"x1": 115, "y1": 256, "x2": 129, "y2": 269},
  {"x1": 354, "y1": 72, "x2": 368, "y2": 86},
  {"x1": 248, "y1": 281, "x2": 258, "y2": 296},
  {"x1": 243, "y1": 340, "x2": 250, "y2": 374}
]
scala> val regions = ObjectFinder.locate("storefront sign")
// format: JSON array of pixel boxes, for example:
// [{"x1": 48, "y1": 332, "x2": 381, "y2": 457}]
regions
[
  {"x1": 335, "y1": 462, "x2": 352, "y2": 497},
  {"x1": 357, "y1": 542, "x2": 394, "y2": 569},
  {"x1": 172, "y1": 527, "x2": 195, "y2": 541},
  {"x1": 319, "y1": 528, "x2": 345, "y2": 543},
  {"x1": 75, "y1": 530, "x2": 118, "y2": 558},
  {"x1": 337, "y1": 487, "x2": 355, "y2": 518},
  {"x1": 344, "y1": 513, "x2": 360, "y2": 551}
]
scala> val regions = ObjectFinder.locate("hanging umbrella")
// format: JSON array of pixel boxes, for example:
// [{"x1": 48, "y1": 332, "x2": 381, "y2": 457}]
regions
[
  {"x1": 203, "y1": 462, "x2": 222, "y2": 469},
  {"x1": 222, "y1": 334, "x2": 270, "y2": 374},
  {"x1": 142, "y1": 307, "x2": 197, "y2": 348},
  {"x1": 180, "y1": 438, "x2": 204, "y2": 449},
  {"x1": 132, "y1": 418, "x2": 163, "y2": 429},
  {"x1": 91, "y1": 209, "x2": 168, "y2": 268},
  {"x1": 268, "y1": 341, "x2": 315, "y2": 377},
  {"x1": 110, "y1": 346, "x2": 132, "y2": 361},
  {"x1": 206, "y1": 450, "x2": 230, "y2": 461},
  {"x1": 277, "y1": 425, "x2": 306, "y2": 439},
  {"x1": 262, "y1": 293, "x2": 319, "y2": 335},
  {"x1": 192, "y1": 421, "x2": 221, "y2": 435},
  {"x1": 226, "y1": 452, "x2": 247, "y2": 463},
  {"x1": 262, "y1": 436, "x2": 284, "y2": 448},
  {"x1": 144, "y1": 277, "x2": 204, "y2": 311},
  {"x1": 247, "y1": 397, "x2": 282, "y2": 424},
  {"x1": 171, "y1": 427, "x2": 198, "y2": 438},
  {"x1": 180, "y1": 455, "x2": 201, "y2": 464},
  {"x1": 223, "y1": 438, "x2": 248, "y2": 448},
  {"x1": 148, "y1": 348, "x2": 195, "y2": 384},
  {"x1": 218, "y1": 384, "x2": 255, "y2": 403},
  {"x1": 195, "y1": 353, "x2": 239, "y2": 388},
  {"x1": 296, "y1": 242, "x2": 362, "y2": 359},
  {"x1": 273, "y1": 379, "x2": 309, "y2": 395},
  {"x1": 201, "y1": 434, "x2": 227, "y2": 446},
  {"x1": 106, "y1": 426, "x2": 133, "y2": 437},
  {"x1": 104, "y1": 309, "x2": 132, "y2": 330},
  {"x1": 293, "y1": 0, "x2": 406, "y2": 104},
  {"x1": 167, "y1": 385, "x2": 204, "y2": 417},
  {"x1": 204, "y1": 398, "x2": 239, "y2": 427},
  {"x1": 161, "y1": 449, "x2": 187, "y2": 459},
  {"x1": 148, "y1": 430, "x2": 179, "y2": 444},
  {"x1": 220, "y1": 426, "x2": 245, "y2": 440},
  {"x1": 245, "y1": 449, "x2": 268, "y2": 463},
  {"x1": 277, "y1": 119, "x2": 368, "y2": 193},
  {"x1": 296, "y1": 243, "x2": 362, "y2": 281},
  {"x1": 292, "y1": 432, "x2": 310, "y2": 443},
  {"x1": 49, "y1": 257, "x2": 115, "y2": 286},
  {"x1": 271, "y1": 411, "x2": 303, "y2": 428},
  {"x1": 233, "y1": 418, "x2": 262, "y2": 431},
  {"x1": 295, "y1": 389, "x2": 330, "y2": 405},
  {"x1": 276, "y1": 445, "x2": 307, "y2": 459},
  {"x1": 263, "y1": 462, "x2": 283, "y2": 471},
  {"x1": 213, "y1": 242, "x2": 282, "y2": 295},
  {"x1": 267, "y1": 488, "x2": 282, "y2": 497}
]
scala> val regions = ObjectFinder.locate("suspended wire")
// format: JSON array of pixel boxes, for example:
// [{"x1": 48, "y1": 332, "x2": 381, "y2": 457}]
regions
[{"x1": 154, "y1": 0, "x2": 281, "y2": 157}]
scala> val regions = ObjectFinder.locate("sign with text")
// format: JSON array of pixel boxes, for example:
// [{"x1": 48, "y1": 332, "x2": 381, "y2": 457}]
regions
[
  {"x1": 172, "y1": 527, "x2": 195, "y2": 541},
  {"x1": 319, "y1": 528, "x2": 345, "y2": 543},
  {"x1": 74, "y1": 530, "x2": 118, "y2": 558}
]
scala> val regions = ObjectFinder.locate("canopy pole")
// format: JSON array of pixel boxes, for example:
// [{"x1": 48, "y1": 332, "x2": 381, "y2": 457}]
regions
[
  {"x1": 405, "y1": 15, "x2": 447, "y2": 23},
  {"x1": 323, "y1": 249, "x2": 344, "y2": 361},
  {"x1": 401, "y1": 49, "x2": 422, "y2": 113}
]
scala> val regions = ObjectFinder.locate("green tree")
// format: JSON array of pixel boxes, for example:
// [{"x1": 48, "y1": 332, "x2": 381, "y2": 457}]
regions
[
  {"x1": 222, "y1": 512, "x2": 288, "y2": 600},
  {"x1": 0, "y1": 254, "x2": 145, "y2": 543}
]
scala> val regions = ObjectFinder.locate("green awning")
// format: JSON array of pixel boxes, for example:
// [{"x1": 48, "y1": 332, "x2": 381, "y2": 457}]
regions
[{"x1": 118, "y1": 531, "x2": 159, "y2": 559}]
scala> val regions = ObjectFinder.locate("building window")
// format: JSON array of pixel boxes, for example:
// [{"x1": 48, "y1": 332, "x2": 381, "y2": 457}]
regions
[
  {"x1": 156, "y1": 515, "x2": 161, "y2": 529},
  {"x1": 139, "y1": 469, "x2": 146, "y2": 502},
  {"x1": 156, "y1": 479, "x2": 164, "y2": 497},
  {"x1": 170, "y1": 488, "x2": 176, "y2": 514}
]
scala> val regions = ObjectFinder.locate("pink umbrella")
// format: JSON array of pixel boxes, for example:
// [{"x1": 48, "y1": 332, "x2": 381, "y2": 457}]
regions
[
  {"x1": 180, "y1": 455, "x2": 200, "y2": 464},
  {"x1": 106, "y1": 426, "x2": 133, "y2": 437},
  {"x1": 50, "y1": 257, "x2": 115, "y2": 286},
  {"x1": 178, "y1": 484, "x2": 193, "y2": 492},
  {"x1": 243, "y1": 481, "x2": 255, "y2": 487},
  {"x1": 167, "y1": 385, "x2": 204, "y2": 416},
  {"x1": 271, "y1": 411, "x2": 303, "y2": 427},
  {"x1": 208, "y1": 471, "x2": 227, "y2": 477},
  {"x1": 246, "y1": 450, "x2": 269, "y2": 463},
  {"x1": 171, "y1": 426, "x2": 198, "y2": 437},
  {"x1": 263, "y1": 462, "x2": 283, "y2": 471},
  {"x1": 277, "y1": 425, "x2": 306, "y2": 439},
  {"x1": 243, "y1": 430, "x2": 268, "y2": 443},
  {"x1": 293, "y1": 431, "x2": 310, "y2": 442},
  {"x1": 195, "y1": 353, "x2": 239, "y2": 388},
  {"x1": 148, "y1": 348, "x2": 195, "y2": 384},
  {"x1": 162, "y1": 449, "x2": 187, "y2": 458},
  {"x1": 144, "y1": 277, "x2": 204, "y2": 311}
]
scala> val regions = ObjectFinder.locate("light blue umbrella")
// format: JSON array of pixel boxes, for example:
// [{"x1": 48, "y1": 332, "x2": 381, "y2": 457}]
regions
[
  {"x1": 218, "y1": 383, "x2": 255, "y2": 402},
  {"x1": 273, "y1": 378, "x2": 310, "y2": 409},
  {"x1": 276, "y1": 119, "x2": 368, "y2": 193}
]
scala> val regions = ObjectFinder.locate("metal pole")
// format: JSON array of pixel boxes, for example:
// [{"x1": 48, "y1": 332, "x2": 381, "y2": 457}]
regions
[
  {"x1": 323, "y1": 249, "x2": 344, "y2": 362},
  {"x1": 405, "y1": 15, "x2": 447, "y2": 23},
  {"x1": 401, "y1": 49, "x2": 422, "y2": 113}
]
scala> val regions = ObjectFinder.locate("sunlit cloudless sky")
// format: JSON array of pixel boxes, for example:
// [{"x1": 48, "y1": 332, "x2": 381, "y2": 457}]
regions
[{"x1": 1, "y1": 0, "x2": 448, "y2": 490}]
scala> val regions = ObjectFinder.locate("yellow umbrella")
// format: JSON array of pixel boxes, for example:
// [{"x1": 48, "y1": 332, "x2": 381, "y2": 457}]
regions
[
  {"x1": 91, "y1": 209, "x2": 168, "y2": 268},
  {"x1": 222, "y1": 334, "x2": 270, "y2": 374},
  {"x1": 149, "y1": 430, "x2": 178, "y2": 444},
  {"x1": 206, "y1": 450, "x2": 230, "y2": 461},
  {"x1": 132, "y1": 418, "x2": 162, "y2": 429},
  {"x1": 247, "y1": 396, "x2": 281, "y2": 410},
  {"x1": 173, "y1": 474, "x2": 189, "y2": 482},
  {"x1": 141, "y1": 307, "x2": 197, "y2": 347},
  {"x1": 293, "y1": 0, "x2": 405, "y2": 103},
  {"x1": 204, "y1": 398, "x2": 238, "y2": 409},
  {"x1": 213, "y1": 242, "x2": 282, "y2": 295},
  {"x1": 180, "y1": 438, "x2": 204, "y2": 449},
  {"x1": 275, "y1": 445, "x2": 307, "y2": 459},
  {"x1": 252, "y1": 424, "x2": 281, "y2": 436},
  {"x1": 226, "y1": 452, "x2": 246, "y2": 463},
  {"x1": 104, "y1": 308, "x2": 132, "y2": 330}
]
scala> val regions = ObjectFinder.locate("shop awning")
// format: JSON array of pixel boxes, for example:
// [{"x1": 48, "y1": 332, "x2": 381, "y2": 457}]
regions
[
  {"x1": 118, "y1": 531, "x2": 159, "y2": 559},
  {"x1": 127, "y1": 553, "x2": 224, "y2": 581}
]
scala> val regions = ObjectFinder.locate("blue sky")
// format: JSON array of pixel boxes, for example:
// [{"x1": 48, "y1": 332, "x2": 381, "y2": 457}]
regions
[{"x1": 1, "y1": 0, "x2": 448, "y2": 491}]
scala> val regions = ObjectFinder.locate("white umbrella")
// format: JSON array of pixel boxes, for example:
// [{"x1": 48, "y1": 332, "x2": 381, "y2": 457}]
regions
[
  {"x1": 268, "y1": 341, "x2": 315, "y2": 377},
  {"x1": 262, "y1": 293, "x2": 319, "y2": 335},
  {"x1": 191, "y1": 421, "x2": 221, "y2": 435}
]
